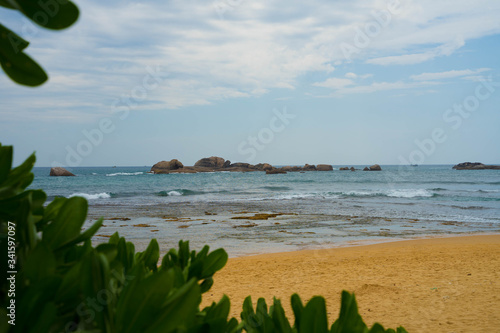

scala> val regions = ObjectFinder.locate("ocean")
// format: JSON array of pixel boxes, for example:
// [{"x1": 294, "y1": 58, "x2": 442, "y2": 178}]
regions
[{"x1": 31, "y1": 165, "x2": 500, "y2": 256}]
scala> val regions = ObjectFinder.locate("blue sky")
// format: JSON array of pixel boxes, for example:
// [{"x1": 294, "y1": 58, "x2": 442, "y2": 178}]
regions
[{"x1": 1, "y1": 0, "x2": 500, "y2": 167}]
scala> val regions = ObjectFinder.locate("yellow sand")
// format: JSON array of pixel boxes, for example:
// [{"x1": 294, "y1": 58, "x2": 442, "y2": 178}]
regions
[{"x1": 201, "y1": 234, "x2": 500, "y2": 333}]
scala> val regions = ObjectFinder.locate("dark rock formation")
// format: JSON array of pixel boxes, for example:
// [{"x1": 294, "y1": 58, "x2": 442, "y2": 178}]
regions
[
  {"x1": 50, "y1": 167, "x2": 75, "y2": 176},
  {"x1": 151, "y1": 159, "x2": 184, "y2": 174},
  {"x1": 194, "y1": 156, "x2": 226, "y2": 168},
  {"x1": 151, "y1": 156, "x2": 386, "y2": 174},
  {"x1": 368, "y1": 164, "x2": 382, "y2": 171},
  {"x1": 316, "y1": 164, "x2": 333, "y2": 171},
  {"x1": 230, "y1": 162, "x2": 252, "y2": 169},
  {"x1": 254, "y1": 163, "x2": 273, "y2": 171},
  {"x1": 303, "y1": 164, "x2": 317, "y2": 171},
  {"x1": 339, "y1": 167, "x2": 350, "y2": 171},
  {"x1": 266, "y1": 169, "x2": 287, "y2": 174},
  {"x1": 452, "y1": 162, "x2": 500, "y2": 170},
  {"x1": 281, "y1": 166, "x2": 303, "y2": 172}
]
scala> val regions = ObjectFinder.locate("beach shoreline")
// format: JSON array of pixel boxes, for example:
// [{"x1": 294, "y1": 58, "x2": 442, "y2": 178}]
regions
[{"x1": 201, "y1": 234, "x2": 500, "y2": 333}]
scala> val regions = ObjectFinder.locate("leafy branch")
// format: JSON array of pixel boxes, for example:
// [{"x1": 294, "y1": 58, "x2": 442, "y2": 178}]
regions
[{"x1": 0, "y1": 0, "x2": 79, "y2": 86}]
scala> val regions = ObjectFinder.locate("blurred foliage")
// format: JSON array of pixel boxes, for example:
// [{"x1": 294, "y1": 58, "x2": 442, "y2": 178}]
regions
[
  {"x1": 0, "y1": 143, "x2": 408, "y2": 332},
  {"x1": 0, "y1": 0, "x2": 79, "y2": 86}
]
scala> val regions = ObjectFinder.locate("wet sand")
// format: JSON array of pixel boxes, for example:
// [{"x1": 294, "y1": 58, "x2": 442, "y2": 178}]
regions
[{"x1": 202, "y1": 234, "x2": 500, "y2": 333}]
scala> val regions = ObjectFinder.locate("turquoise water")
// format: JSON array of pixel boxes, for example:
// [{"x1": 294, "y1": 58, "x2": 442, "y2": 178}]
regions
[{"x1": 31, "y1": 165, "x2": 500, "y2": 256}]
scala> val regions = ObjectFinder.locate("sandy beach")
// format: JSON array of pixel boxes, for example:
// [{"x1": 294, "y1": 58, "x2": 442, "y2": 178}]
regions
[{"x1": 202, "y1": 234, "x2": 500, "y2": 333}]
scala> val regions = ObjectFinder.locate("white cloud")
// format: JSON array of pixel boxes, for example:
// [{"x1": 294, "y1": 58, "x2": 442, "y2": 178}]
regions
[
  {"x1": 1, "y1": 0, "x2": 500, "y2": 120},
  {"x1": 366, "y1": 36, "x2": 465, "y2": 65},
  {"x1": 410, "y1": 68, "x2": 490, "y2": 81},
  {"x1": 331, "y1": 80, "x2": 440, "y2": 96},
  {"x1": 313, "y1": 77, "x2": 354, "y2": 89}
]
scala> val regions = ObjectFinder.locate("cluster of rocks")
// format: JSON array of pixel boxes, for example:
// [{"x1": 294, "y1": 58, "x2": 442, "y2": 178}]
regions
[
  {"x1": 150, "y1": 156, "x2": 277, "y2": 174},
  {"x1": 452, "y1": 162, "x2": 500, "y2": 170},
  {"x1": 338, "y1": 164, "x2": 381, "y2": 171},
  {"x1": 265, "y1": 164, "x2": 333, "y2": 174},
  {"x1": 150, "y1": 156, "x2": 382, "y2": 174}
]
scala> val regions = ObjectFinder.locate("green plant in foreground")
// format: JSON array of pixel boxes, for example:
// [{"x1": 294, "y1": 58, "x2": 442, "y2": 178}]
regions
[
  {"x1": 241, "y1": 293, "x2": 407, "y2": 333},
  {"x1": 0, "y1": 143, "x2": 408, "y2": 332}
]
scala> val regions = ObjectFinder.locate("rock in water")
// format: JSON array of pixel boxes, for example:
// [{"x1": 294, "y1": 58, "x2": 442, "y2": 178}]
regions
[
  {"x1": 452, "y1": 162, "x2": 500, "y2": 170},
  {"x1": 194, "y1": 156, "x2": 226, "y2": 168},
  {"x1": 266, "y1": 169, "x2": 287, "y2": 174},
  {"x1": 369, "y1": 164, "x2": 382, "y2": 171},
  {"x1": 303, "y1": 164, "x2": 317, "y2": 171},
  {"x1": 230, "y1": 162, "x2": 251, "y2": 168},
  {"x1": 50, "y1": 167, "x2": 75, "y2": 176},
  {"x1": 254, "y1": 163, "x2": 273, "y2": 171},
  {"x1": 316, "y1": 164, "x2": 333, "y2": 171},
  {"x1": 151, "y1": 159, "x2": 184, "y2": 174}
]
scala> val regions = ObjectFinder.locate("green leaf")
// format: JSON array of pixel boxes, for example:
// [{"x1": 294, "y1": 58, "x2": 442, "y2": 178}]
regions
[
  {"x1": 0, "y1": 24, "x2": 47, "y2": 86},
  {"x1": 37, "y1": 196, "x2": 67, "y2": 229},
  {"x1": 0, "y1": 150, "x2": 35, "y2": 198},
  {"x1": 204, "y1": 295, "x2": 231, "y2": 321},
  {"x1": 178, "y1": 240, "x2": 190, "y2": 269},
  {"x1": 15, "y1": 193, "x2": 39, "y2": 258},
  {"x1": 145, "y1": 278, "x2": 201, "y2": 333},
  {"x1": 55, "y1": 218, "x2": 103, "y2": 252},
  {"x1": 0, "y1": 24, "x2": 29, "y2": 55},
  {"x1": 116, "y1": 267, "x2": 173, "y2": 333},
  {"x1": 42, "y1": 196, "x2": 88, "y2": 250},
  {"x1": 16, "y1": 276, "x2": 62, "y2": 333},
  {"x1": 199, "y1": 277, "x2": 214, "y2": 294},
  {"x1": 0, "y1": 144, "x2": 12, "y2": 184},
  {"x1": 201, "y1": 248, "x2": 228, "y2": 278},
  {"x1": 54, "y1": 259, "x2": 83, "y2": 304},
  {"x1": 23, "y1": 242, "x2": 56, "y2": 281},
  {"x1": 0, "y1": 43, "x2": 47, "y2": 87},
  {"x1": 0, "y1": 0, "x2": 15, "y2": 9},
  {"x1": 369, "y1": 323, "x2": 389, "y2": 333},
  {"x1": 25, "y1": 302, "x2": 58, "y2": 333},
  {"x1": 0, "y1": 190, "x2": 45, "y2": 223},
  {"x1": 0, "y1": 52, "x2": 47, "y2": 86},
  {"x1": 291, "y1": 294, "x2": 304, "y2": 329},
  {"x1": 12, "y1": 0, "x2": 79, "y2": 30},
  {"x1": 271, "y1": 298, "x2": 292, "y2": 332},
  {"x1": 330, "y1": 291, "x2": 368, "y2": 333},
  {"x1": 189, "y1": 295, "x2": 236, "y2": 333},
  {"x1": 299, "y1": 297, "x2": 328, "y2": 333},
  {"x1": 136, "y1": 238, "x2": 160, "y2": 272},
  {"x1": 241, "y1": 296, "x2": 256, "y2": 327},
  {"x1": 79, "y1": 251, "x2": 112, "y2": 330}
]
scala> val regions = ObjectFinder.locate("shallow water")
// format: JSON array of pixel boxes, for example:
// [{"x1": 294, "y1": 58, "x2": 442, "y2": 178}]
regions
[{"x1": 31, "y1": 165, "x2": 500, "y2": 256}]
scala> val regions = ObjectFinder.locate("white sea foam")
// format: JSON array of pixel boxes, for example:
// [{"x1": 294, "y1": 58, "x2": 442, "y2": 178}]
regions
[
  {"x1": 274, "y1": 193, "x2": 317, "y2": 200},
  {"x1": 344, "y1": 190, "x2": 375, "y2": 197},
  {"x1": 69, "y1": 192, "x2": 111, "y2": 200},
  {"x1": 167, "y1": 190, "x2": 182, "y2": 196},
  {"x1": 106, "y1": 172, "x2": 143, "y2": 176},
  {"x1": 387, "y1": 189, "x2": 433, "y2": 198}
]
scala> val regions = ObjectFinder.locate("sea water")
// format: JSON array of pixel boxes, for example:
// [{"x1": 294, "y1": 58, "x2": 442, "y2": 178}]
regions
[{"x1": 31, "y1": 165, "x2": 500, "y2": 256}]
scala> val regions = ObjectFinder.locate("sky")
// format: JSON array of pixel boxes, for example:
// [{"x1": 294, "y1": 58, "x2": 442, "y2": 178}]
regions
[{"x1": 1, "y1": 0, "x2": 500, "y2": 167}]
